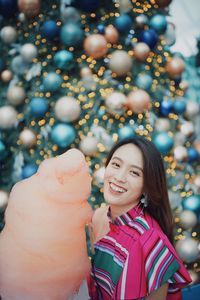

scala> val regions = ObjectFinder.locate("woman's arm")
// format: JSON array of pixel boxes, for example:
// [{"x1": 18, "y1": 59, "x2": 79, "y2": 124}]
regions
[{"x1": 145, "y1": 283, "x2": 168, "y2": 300}]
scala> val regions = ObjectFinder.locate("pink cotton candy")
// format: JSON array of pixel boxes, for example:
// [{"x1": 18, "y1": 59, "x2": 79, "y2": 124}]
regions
[{"x1": 0, "y1": 149, "x2": 93, "y2": 300}]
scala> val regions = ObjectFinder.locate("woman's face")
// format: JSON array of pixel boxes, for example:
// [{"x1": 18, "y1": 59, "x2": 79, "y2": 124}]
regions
[{"x1": 104, "y1": 143, "x2": 144, "y2": 213}]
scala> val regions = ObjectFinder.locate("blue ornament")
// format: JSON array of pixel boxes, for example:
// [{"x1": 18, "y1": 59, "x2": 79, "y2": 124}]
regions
[
  {"x1": 149, "y1": 14, "x2": 167, "y2": 34},
  {"x1": 135, "y1": 74, "x2": 152, "y2": 90},
  {"x1": 139, "y1": 29, "x2": 158, "y2": 49},
  {"x1": 77, "y1": 0, "x2": 100, "y2": 12},
  {"x1": 187, "y1": 148, "x2": 200, "y2": 163},
  {"x1": 114, "y1": 14, "x2": 132, "y2": 34},
  {"x1": 160, "y1": 100, "x2": 173, "y2": 116},
  {"x1": 173, "y1": 99, "x2": 186, "y2": 114},
  {"x1": 30, "y1": 97, "x2": 48, "y2": 117},
  {"x1": 41, "y1": 20, "x2": 60, "y2": 40},
  {"x1": 54, "y1": 50, "x2": 74, "y2": 71},
  {"x1": 97, "y1": 24, "x2": 105, "y2": 34},
  {"x1": 51, "y1": 123, "x2": 76, "y2": 148},
  {"x1": 0, "y1": 140, "x2": 8, "y2": 161},
  {"x1": 0, "y1": 0, "x2": 17, "y2": 18},
  {"x1": 183, "y1": 195, "x2": 200, "y2": 212},
  {"x1": 60, "y1": 23, "x2": 84, "y2": 47},
  {"x1": 22, "y1": 163, "x2": 38, "y2": 179},
  {"x1": 153, "y1": 132, "x2": 174, "y2": 155},
  {"x1": 118, "y1": 126, "x2": 134, "y2": 139},
  {"x1": 43, "y1": 72, "x2": 62, "y2": 92}
]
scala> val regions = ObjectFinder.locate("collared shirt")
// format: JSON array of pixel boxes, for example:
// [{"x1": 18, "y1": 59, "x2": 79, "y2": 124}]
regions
[{"x1": 88, "y1": 205, "x2": 192, "y2": 300}]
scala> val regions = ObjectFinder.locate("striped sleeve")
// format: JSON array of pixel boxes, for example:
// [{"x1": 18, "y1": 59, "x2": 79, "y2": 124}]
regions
[{"x1": 115, "y1": 228, "x2": 192, "y2": 299}]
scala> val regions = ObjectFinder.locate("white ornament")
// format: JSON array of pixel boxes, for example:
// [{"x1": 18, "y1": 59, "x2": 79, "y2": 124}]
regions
[
  {"x1": 105, "y1": 92, "x2": 127, "y2": 115},
  {"x1": 7, "y1": 86, "x2": 26, "y2": 106},
  {"x1": 80, "y1": 136, "x2": 98, "y2": 156},
  {"x1": 176, "y1": 238, "x2": 199, "y2": 263},
  {"x1": 0, "y1": 106, "x2": 18, "y2": 129},
  {"x1": 0, "y1": 190, "x2": 9, "y2": 212},
  {"x1": 117, "y1": 0, "x2": 132, "y2": 13},
  {"x1": 20, "y1": 43, "x2": 38, "y2": 63},
  {"x1": 109, "y1": 50, "x2": 132, "y2": 76},
  {"x1": 19, "y1": 129, "x2": 37, "y2": 148},
  {"x1": 0, "y1": 26, "x2": 17, "y2": 44},
  {"x1": 54, "y1": 96, "x2": 81, "y2": 122},
  {"x1": 155, "y1": 118, "x2": 170, "y2": 132},
  {"x1": 174, "y1": 145, "x2": 187, "y2": 161},
  {"x1": 179, "y1": 210, "x2": 197, "y2": 229},
  {"x1": 94, "y1": 167, "x2": 105, "y2": 187},
  {"x1": 185, "y1": 101, "x2": 199, "y2": 118},
  {"x1": 11, "y1": 55, "x2": 30, "y2": 75},
  {"x1": 174, "y1": 132, "x2": 186, "y2": 145},
  {"x1": 180, "y1": 121, "x2": 194, "y2": 137}
]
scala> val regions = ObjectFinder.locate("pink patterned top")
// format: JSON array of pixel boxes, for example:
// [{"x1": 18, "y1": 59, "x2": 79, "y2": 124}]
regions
[{"x1": 87, "y1": 205, "x2": 192, "y2": 300}]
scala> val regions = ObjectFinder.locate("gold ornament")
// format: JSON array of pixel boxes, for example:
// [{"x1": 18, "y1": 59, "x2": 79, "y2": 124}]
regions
[
  {"x1": 128, "y1": 89, "x2": 151, "y2": 113},
  {"x1": 166, "y1": 57, "x2": 185, "y2": 79},
  {"x1": 134, "y1": 42, "x2": 150, "y2": 61},
  {"x1": 1, "y1": 70, "x2": 13, "y2": 83},
  {"x1": 104, "y1": 25, "x2": 119, "y2": 44}
]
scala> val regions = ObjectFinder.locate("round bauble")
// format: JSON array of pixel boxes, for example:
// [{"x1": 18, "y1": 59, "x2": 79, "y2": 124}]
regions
[
  {"x1": 187, "y1": 148, "x2": 199, "y2": 163},
  {"x1": 174, "y1": 132, "x2": 186, "y2": 146},
  {"x1": 80, "y1": 67, "x2": 92, "y2": 78},
  {"x1": 160, "y1": 100, "x2": 173, "y2": 116},
  {"x1": 0, "y1": 0, "x2": 18, "y2": 18},
  {"x1": 109, "y1": 50, "x2": 132, "y2": 76},
  {"x1": 0, "y1": 26, "x2": 17, "y2": 44},
  {"x1": 149, "y1": 14, "x2": 167, "y2": 34},
  {"x1": 118, "y1": 0, "x2": 132, "y2": 13},
  {"x1": 182, "y1": 195, "x2": 200, "y2": 212},
  {"x1": 133, "y1": 42, "x2": 150, "y2": 61},
  {"x1": 155, "y1": 118, "x2": 170, "y2": 132},
  {"x1": 94, "y1": 166, "x2": 105, "y2": 187},
  {"x1": 104, "y1": 25, "x2": 119, "y2": 44},
  {"x1": 20, "y1": 43, "x2": 37, "y2": 63},
  {"x1": 60, "y1": 23, "x2": 84, "y2": 47},
  {"x1": 18, "y1": 0, "x2": 40, "y2": 18},
  {"x1": 80, "y1": 136, "x2": 98, "y2": 156},
  {"x1": 61, "y1": 6, "x2": 80, "y2": 24},
  {"x1": 43, "y1": 72, "x2": 62, "y2": 92},
  {"x1": 54, "y1": 50, "x2": 74, "y2": 71},
  {"x1": 173, "y1": 98, "x2": 186, "y2": 115},
  {"x1": 19, "y1": 128, "x2": 37, "y2": 148},
  {"x1": 180, "y1": 121, "x2": 194, "y2": 137},
  {"x1": 51, "y1": 123, "x2": 76, "y2": 148},
  {"x1": 41, "y1": 20, "x2": 59, "y2": 40},
  {"x1": 138, "y1": 29, "x2": 158, "y2": 49},
  {"x1": 22, "y1": 163, "x2": 38, "y2": 179},
  {"x1": 185, "y1": 101, "x2": 199, "y2": 119},
  {"x1": 128, "y1": 89, "x2": 150, "y2": 113},
  {"x1": 153, "y1": 131, "x2": 174, "y2": 155},
  {"x1": 166, "y1": 57, "x2": 185, "y2": 79},
  {"x1": 118, "y1": 125, "x2": 134, "y2": 139},
  {"x1": 97, "y1": 24, "x2": 105, "y2": 34},
  {"x1": 114, "y1": 14, "x2": 132, "y2": 34},
  {"x1": 135, "y1": 73, "x2": 152, "y2": 90},
  {"x1": 105, "y1": 92, "x2": 127, "y2": 115},
  {"x1": 179, "y1": 210, "x2": 197, "y2": 229},
  {"x1": 0, "y1": 190, "x2": 9, "y2": 212},
  {"x1": 176, "y1": 238, "x2": 199, "y2": 263},
  {"x1": 135, "y1": 14, "x2": 148, "y2": 29},
  {"x1": 54, "y1": 96, "x2": 81, "y2": 122},
  {"x1": 29, "y1": 97, "x2": 48, "y2": 117},
  {"x1": 0, "y1": 106, "x2": 18, "y2": 129},
  {"x1": 84, "y1": 34, "x2": 107, "y2": 59},
  {"x1": 7, "y1": 86, "x2": 26, "y2": 106},
  {"x1": 173, "y1": 145, "x2": 187, "y2": 161},
  {"x1": 11, "y1": 55, "x2": 29, "y2": 75},
  {"x1": 1, "y1": 69, "x2": 13, "y2": 82}
]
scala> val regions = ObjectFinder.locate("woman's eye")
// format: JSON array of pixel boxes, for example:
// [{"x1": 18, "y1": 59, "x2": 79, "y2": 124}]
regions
[
  {"x1": 111, "y1": 162, "x2": 120, "y2": 168},
  {"x1": 130, "y1": 170, "x2": 139, "y2": 176}
]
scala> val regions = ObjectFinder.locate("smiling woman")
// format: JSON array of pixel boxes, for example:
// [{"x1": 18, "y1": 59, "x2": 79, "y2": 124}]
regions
[{"x1": 87, "y1": 136, "x2": 192, "y2": 300}]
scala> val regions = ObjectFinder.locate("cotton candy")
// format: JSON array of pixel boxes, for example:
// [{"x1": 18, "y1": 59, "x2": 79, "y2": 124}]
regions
[{"x1": 0, "y1": 149, "x2": 93, "y2": 300}]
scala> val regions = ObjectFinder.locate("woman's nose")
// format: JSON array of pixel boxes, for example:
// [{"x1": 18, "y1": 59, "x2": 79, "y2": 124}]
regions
[{"x1": 114, "y1": 169, "x2": 127, "y2": 183}]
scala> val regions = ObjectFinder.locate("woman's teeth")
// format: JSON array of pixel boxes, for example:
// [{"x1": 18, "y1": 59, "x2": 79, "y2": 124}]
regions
[{"x1": 110, "y1": 183, "x2": 127, "y2": 193}]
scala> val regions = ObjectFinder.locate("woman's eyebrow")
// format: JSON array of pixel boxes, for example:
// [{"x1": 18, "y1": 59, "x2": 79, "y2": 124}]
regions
[{"x1": 112, "y1": 156, "x2": 143, "y2": 172}]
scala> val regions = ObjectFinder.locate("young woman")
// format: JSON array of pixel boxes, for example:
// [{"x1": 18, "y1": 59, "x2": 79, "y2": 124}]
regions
[{"x1": 88, "y1": 137, "x2": 191, "y2": 300}]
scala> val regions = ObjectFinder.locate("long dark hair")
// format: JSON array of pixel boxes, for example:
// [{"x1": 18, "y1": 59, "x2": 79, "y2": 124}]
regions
[{"x1": 105, "y1": 136, "x2": 174, "y2": 244}]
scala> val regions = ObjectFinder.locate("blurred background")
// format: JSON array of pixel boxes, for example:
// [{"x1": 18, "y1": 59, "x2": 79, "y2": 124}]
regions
[{"x1": 0, "y1": 0, "x2": 200, "y2": 292}]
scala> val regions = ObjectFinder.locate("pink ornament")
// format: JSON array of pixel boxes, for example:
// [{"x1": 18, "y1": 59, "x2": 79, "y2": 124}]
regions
[
  {"x1": 128, "y1": 89, "x2": 151, "y2": 113},
  {"x1": 84, "y1": 34, "x2": 107, "y2": 59},
  {"x1": 134, "y1": 42, "x2": 150, "y2": 61},
  {"x1": 104, "y1": 25, "x2": 119, "y2": 44},
  {"x1": 166, "y1": 57, "x2": 185, "y2": 79},
  {"x1": 18, "y1": 0, "x2": 40, "y2": 18}
]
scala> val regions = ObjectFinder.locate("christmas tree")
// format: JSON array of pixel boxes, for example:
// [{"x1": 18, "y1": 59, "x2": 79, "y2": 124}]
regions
[{"x1": 0, "y1": 0, "x2": 199, "y2": 283}]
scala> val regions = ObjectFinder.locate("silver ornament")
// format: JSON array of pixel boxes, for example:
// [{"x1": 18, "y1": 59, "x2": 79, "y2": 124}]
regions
[
  {"x1": 20, "y1": 43, "x2": 38, "y2": 63},
  {"x1": 185, "y1": 101, "x2": 199, "y2": 118},
  {"x1": 11, "y1": 55, "x2": 30, "y2": 75},
  {"x1": 0, "y1": 106, "x2": 18, "y2": 129},
  {"x1": 180, "y1": 122, "x2": 194, "y2": 137},
  {"x1": 80, "y1": 136, "x2": 98, "y2": 156},
  {"x1": 54, "y1": 96, "x2": 81, "y2": 122},
  {"x1": 176, "y1": 237, "x2": 199, "y2": 263},
  {"x1": 109, "y1": 50, "x2": 132, "y2": 76},
  {"x1": 135, "y1": 14, "x2": 148, "y2": 28},
  {"x1": 0, "y1": 26, "x2": 17, "y2": 44},
  {"x1": 7, "y1": 86, "x2": 26, "y2": 106},
  {"x1": 105, "y1": 92, "x2": 127, "y2": 115},
  {"x1": 60, "y1": 6, "x2": 80, "y2": 24},
  {"x1": 174, "y1": 145, "x2": 187, "y2": 161},
  {"x1": 19, "y1": 129, "x2": 37, "y2": 148},
  {"x1": 179, "y1": 210, "x2": 197, "y2": 229},
  {"x1": 155, "y1": 118, "x2": 170, "y2": 132}
]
